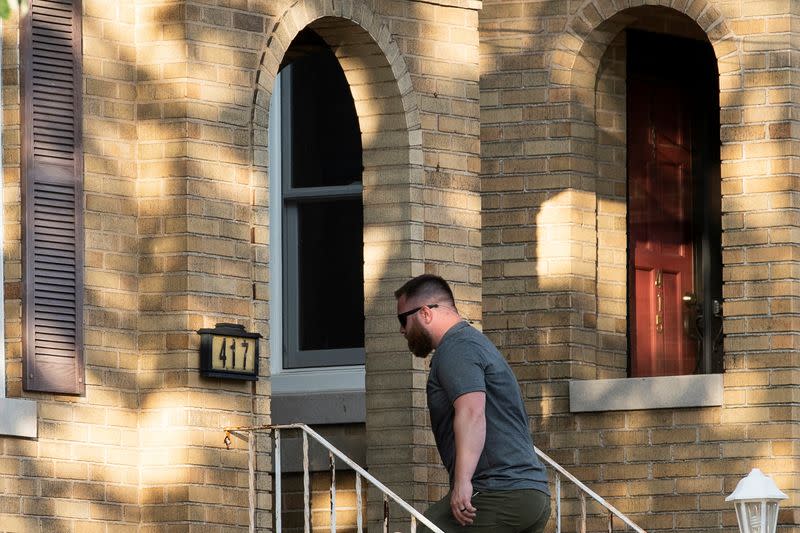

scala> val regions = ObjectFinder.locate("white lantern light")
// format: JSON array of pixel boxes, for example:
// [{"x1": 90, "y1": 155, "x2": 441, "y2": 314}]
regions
[{"x1": 725, "y1": 468, "x2": 787, "y2": 533}]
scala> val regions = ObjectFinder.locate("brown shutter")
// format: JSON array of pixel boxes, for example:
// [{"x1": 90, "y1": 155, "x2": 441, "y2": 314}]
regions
[{"x1": 21, "y1": 0, "x2": 84, "y2": 394}]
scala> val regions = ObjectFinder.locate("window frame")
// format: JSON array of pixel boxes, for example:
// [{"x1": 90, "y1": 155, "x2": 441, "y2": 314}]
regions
[{"x1": 268, "y1": 68, "x2": 365, "y2": 395}]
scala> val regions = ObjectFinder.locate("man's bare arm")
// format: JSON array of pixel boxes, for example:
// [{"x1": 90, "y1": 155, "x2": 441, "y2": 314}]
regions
[{"x1": 450, "y1": 391, "x2": 486, "y2": 526}]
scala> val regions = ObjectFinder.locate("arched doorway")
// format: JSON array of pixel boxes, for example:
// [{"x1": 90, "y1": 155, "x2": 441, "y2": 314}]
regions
[
  {"x1": 625, "y1": 29, "x2": 722, "y2": 377},
  {"x1": 576, "y1": 6, "x2": 727, "y2": 380}
]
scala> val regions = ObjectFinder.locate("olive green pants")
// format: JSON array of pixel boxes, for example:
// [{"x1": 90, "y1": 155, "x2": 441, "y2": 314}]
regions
[{"x1": 420, "y1": 489, "x2": 550, "y2": 533}]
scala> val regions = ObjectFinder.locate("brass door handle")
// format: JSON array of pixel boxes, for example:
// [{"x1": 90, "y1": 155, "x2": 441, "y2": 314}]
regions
[
  {"x1": 656, "y1": 292, "x2": 664, "y2": 333},
  {"x1": 654, "y1": 271, "x2": 664, "y2": 333}
]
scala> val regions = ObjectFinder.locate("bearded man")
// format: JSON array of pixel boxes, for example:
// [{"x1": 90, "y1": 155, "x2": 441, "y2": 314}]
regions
[{"x1": 395, "y1": 274, "x2": 551, "y2": 533}]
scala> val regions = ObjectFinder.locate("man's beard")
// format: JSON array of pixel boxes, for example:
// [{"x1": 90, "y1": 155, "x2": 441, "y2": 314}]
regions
[{"x1": 407, "y1": 323, "x2": 433, "y2": 358}]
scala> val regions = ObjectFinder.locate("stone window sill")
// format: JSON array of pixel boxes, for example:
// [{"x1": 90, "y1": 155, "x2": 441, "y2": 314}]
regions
[
  {"x1": 569, "y1": 374, "x2": 723, "y2": 412},
  {"x1": 0, "y1": 397, "x2": 37, "y2": 438},
  {"x1": 271, "y1": 367, "x2": 364, "y2": 424}
]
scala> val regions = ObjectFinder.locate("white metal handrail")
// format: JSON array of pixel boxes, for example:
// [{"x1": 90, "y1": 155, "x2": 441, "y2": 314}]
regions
[
  {"x1": 535, "y1": 446, "x2": 647, "y2": 533},
  {"x1": 224, "y1": 423, "x2": 446, "y2": 533},
  {"x1": 224, "y1": 423, "x2": 647, "y2": 533}
]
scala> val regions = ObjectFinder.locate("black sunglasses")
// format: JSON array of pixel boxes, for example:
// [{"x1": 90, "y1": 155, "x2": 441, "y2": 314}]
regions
[{"x1": 397, "y1": 304, "x2": 439, "y2": 327}]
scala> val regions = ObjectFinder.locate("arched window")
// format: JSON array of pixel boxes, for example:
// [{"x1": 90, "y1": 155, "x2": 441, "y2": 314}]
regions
[
  {"x1": 627, "y1": 30, "x2": 722, "y2": 377},
  {"x1": 274, "y1": 29, "x2": 365, "y2": 370}
]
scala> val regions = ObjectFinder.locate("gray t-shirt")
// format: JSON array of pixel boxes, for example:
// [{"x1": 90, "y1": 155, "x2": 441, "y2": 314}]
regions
[{"x1": 427, "y1": 321, "x2": 550, "y2": 494}]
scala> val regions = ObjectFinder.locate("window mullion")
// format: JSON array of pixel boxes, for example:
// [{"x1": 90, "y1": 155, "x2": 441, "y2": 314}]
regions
[
  {"x1": 283, "y1": 184, "x2": 363, "y2": 200},
  {"x1": 283, "y1": 201, "x2": 301, "y2": 367}
]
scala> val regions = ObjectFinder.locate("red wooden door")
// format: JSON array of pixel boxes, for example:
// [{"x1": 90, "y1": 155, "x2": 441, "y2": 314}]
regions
[{"x1": 628, "y1": 78, "x2": 696, "y2": 377}]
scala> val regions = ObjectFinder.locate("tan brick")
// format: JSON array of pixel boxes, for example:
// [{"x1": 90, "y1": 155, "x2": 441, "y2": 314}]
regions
[{"x1": 9, "y1": 1, "x2": 800, "y2": 530}]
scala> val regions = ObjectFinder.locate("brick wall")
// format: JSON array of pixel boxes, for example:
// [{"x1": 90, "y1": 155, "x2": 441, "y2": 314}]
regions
[
  {"x1": 134, "y1": 1, "x2": 273, "y2": 530},
  {"x1": 281, "y1": 471, "x2": 364, "y2": 533},
  {"x1": 3, "y1": 0, "x2": 799, "y2": 532},
  {"x1": 593, "y1": 30, "x2": 626, "y2": 379},
  {"x1": 1, "y1": 0, "x2": 481, "y2": 531},
  {"x1": 2, "y1": 1, "x2": 143, "y2": 530},
  {"x1": 481, "y1": 0, "x2": 800, "y2": 530}
]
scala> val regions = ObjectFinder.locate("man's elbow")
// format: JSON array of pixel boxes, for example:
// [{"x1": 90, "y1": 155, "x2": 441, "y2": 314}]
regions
[{"x1": 454, "y1": 391, "x2": 486, "y2": 423}]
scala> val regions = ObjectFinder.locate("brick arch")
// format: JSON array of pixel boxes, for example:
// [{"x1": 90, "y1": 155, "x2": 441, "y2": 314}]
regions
[
  {"x1": 543, "y1": 2, "x2": 743, "y2": 380},
  {"x1": 249, "y1": 0, "x2": 424, "y2": 375},
  {"x1": 551, "y1": 0, "x2": 742, "y2": 97},
  {"x1": 250, "y1": 0, "x2": 428, "y2": 357},
  {"x1": 250, "y1": 1, "x2": 423, "y2": 315},
  {"x1": 251, "y1": 0, "x2": 421, "y2": 168}
]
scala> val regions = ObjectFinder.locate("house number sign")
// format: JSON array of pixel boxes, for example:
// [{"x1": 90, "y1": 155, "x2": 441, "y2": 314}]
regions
[{"x1": 197, "y1": 323, "x2": 261, "y2": 380}]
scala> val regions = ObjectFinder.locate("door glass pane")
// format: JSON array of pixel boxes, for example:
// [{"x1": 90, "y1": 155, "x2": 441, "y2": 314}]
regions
[
  {"x1": 296, "y1": 198, "x2": 364, "y2": 351},
  {"x1": 627, "y1": 30, "x2": 721, "y2": 377}
]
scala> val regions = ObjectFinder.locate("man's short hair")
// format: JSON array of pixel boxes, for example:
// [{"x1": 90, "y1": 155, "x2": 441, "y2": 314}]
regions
[{"x1": 394, "y1": 274, "x2": 455, "y2": 306}]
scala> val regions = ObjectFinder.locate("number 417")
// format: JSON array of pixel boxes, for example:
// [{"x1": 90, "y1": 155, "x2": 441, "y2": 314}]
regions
[{"x1": 218, "y1": 337, "x2": 250, "y2": 370}]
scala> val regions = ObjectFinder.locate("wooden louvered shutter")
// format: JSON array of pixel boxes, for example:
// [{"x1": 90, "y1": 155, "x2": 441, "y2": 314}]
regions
[{"x1": 21, "y1": 0, "x2": 84, "y2": 394}]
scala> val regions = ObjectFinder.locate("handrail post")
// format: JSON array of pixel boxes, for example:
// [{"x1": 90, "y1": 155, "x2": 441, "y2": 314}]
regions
[
  {"x1": 303, "y1": 431, "x2": 310, "y2": 533},
  {"x1": 555, "y1": 473, "x2": 561, "y2": 533},
  {"x1": 330, "y1": 451, "x2": 337, "y2": 533},
  {"x1": 275, "y1": 429, "x2": 282, "y2": 533},
  {"x1": 248, "y1": 431, "x2": 255, "y2": 533},
  {"x1": 356, "y1": 474, "x2": 363, "y2": 533},
  {"x1": 580, "y1": 493, "x2": 587, "y2": 533},
  {"x1": 383, "y1": 494, "x2": 389, "y2": 533}
]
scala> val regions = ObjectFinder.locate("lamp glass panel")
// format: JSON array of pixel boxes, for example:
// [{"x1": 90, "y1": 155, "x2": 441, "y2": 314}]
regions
[
  {"x1": 736, "y1": 501, "x2": 779, "y2": 533},
  {"x1": 734, "y1": 502, "x2": 749, "y2": 533},
  {"x1": 766, "y1": 501, "x2": 779, "y2": 533}
]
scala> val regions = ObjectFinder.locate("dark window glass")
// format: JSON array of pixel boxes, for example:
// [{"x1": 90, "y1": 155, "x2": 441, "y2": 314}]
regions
[
  {"x1": 297, "y1": 199, "x2": 364, "y2": 351},
  {"x1": 286, "y1": 32, "x2": 362, "y2": 188}
]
